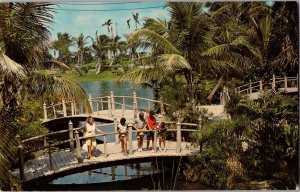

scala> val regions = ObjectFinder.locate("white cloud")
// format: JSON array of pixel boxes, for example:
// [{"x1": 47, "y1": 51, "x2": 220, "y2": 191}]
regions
[{"x1": 75, "y1": 15, "x2": 93, "y2": 24}]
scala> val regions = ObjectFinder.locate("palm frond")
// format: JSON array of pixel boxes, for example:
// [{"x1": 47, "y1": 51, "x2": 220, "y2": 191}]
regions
[
  {"x1": 128, "y1": 29, "x2": 181, "y2": 54},
  {"x1": 0, "y1": 51, "x2": 26, "y2": 80},
  {"x1": 157, "y1": 54, "x2": 191, "y2": 73},
  {"x1": 117, "y1": 67, "x2": 164, "y2": 86},
  {"x1": 26, "y1": 73, "x2": 89, "y2": 108},
  {"x1": 44, "y1": 60, "x2": 71, "y2": 70}
]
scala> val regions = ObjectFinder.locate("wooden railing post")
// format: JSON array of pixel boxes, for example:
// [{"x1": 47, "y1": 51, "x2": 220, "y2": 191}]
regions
[
  {"x1": 74, "y1": 130, "x2": 83, "y2": 163},
  {"x1": 272, "y1": 74, "x2": 276, "y2": 89},
  {"x1": 284, "y1": 75, "x2": 288, "y2": 91},
  {"x1": 160, "y1": 97, "x2": 165, "y2": 115},
  {"x1": 198, "y1": 117, "x2": 203, "y2": 152},
  {"x1": 108, "y1": 96, "x2": 112, "y2": 117},
  {"x1": 249, "y1": 80, "x2": 252, "y2": 94},
  {"x1": 147, "y1": 100, "x2": 151, "y2": 112},
  {"x1": 176, "y1": 122, "x2": 181, "y2": 153},
  {"x1": 220, "y1": 92, "x2": 223, "y2": 105},
  {"x1": 103, "y1": 134, "x2": 108, "y2": 158},
  {"x1": 133, "y1": 101, "x2": 137, "y2": 119},
  {"x1": 100, "y1": 98, "x2": 103, "y2": 110},
  {"x1": 158, "y1": 114, "x2": 162, "y2": 124},
  {"x1": 259, "y1": 80, "x2": 263, "y2": 90},
  {"x1": 122, "y1": 103, "x2": 125, "y2": 118},
  {"x1": 133, "y1": 91, "x2": 137, "y2": 106},
  {"x1": 128, "y1": 123, "x2": 133, "y2": 155},
  {"x1": 71, "y1": 100, "x2": 75, "y2": 116},
  {"x1": 62, "y1": 98, "x2": 67, "y2": 117},
  {"x1": 46, "y1": 141, "x2": 53, "y2": 170},
  {"x1": 96, "y1": 102, "x2": 99, "y2": 115},
  {"x1": 114, "y1": 117, "x2": 118, "y2": 144},
  {"x1": 43, "y1": 103, "x2": 47, "y2": 121},
  {"x1": 88, "y1": 94, "x2": 93, "y2": 112},
  {"x1": 154, "y1": 130, "x2": 157, "y2": 153},
  {"x1": 68, "y1": 120, "x2": 74, "y2": 152},
  {"x1": 16, "y1": 135, "x2": 24, "y2": 181},
  {"x1": 297, "y1": 74, "x2": 299, "y2": 88},
  {"x1": 110, "y1": 91, "x2": 115, "y2": 111},
  {"x1": 52, "y1": 103, "x2": 56, "y2": 118},
  {"x1": 80, "y1": 102, "x2": 84, "y2": 114}
]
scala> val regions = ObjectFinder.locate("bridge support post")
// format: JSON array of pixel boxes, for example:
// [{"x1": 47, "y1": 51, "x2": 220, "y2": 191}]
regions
[
  {"x1": 108, "y1": 97, "x2": 112, "y2": 117},
  {"x1": 176, "y1": 122, "x2": 181, "y2": 153},
  {"x1": 259, "y1": 80, "x2": 263, "y2": 91},
  {"x1": 114, "y1": 118, "x2": 118, "y2": 144},
  {"x1": 62, "y1": 98, "x2": 67, "y2": 117},
  {"x1": 100, "y1": 98, "x2": 103, "y2": 110},
  {"x1": 128, "y1": 123, "x2": 133, "y2": 155},
  {"x1": 284, "y1": 75, "x2": 288, "y2": 91},
  {"x1": 68, "y1": 121, "x2": 74, "y2": 152},
  {"x1": 43, "y1": 103, "x2": 47, "y2": 121},
  {"x1": 272, "y1": 74, "x2": 276, "y2": 89},
  {"x1": 88, "y1": 94, "x2": 93, "y2": 112},
  {"x1": 16, "y1": 135, "x2": 25, "y2": 182},
  {"x1": 249, "y1": 80, "x2": 252, "y2": 94},
  {"x1": 110, "y1": 91, "x2": 115, "y2": 111}
]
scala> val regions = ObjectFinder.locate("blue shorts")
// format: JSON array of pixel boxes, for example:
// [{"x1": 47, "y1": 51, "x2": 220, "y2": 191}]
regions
[{"x1": 147, "y1": 131, "x2": 154, "y2": 140}]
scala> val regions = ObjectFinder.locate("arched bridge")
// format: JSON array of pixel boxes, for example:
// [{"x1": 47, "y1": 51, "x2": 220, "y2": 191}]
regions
[{"x1": 13, "y1": 122, "x2": 200, "y2": 183}]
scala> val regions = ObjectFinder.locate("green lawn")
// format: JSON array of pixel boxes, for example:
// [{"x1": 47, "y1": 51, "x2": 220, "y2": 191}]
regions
[{"x1": 57, "y1": 70, "x2": 118, "y2": 82}]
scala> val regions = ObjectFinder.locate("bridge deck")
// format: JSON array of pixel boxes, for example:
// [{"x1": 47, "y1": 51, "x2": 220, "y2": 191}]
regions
[{"x1": 13, "y1": 140, "x2": 198, "y2": 182}]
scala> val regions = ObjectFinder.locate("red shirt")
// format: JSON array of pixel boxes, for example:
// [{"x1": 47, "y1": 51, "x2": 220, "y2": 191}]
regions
[{"x1": 147, "y1": 115, "x2": 156, "y2": 130}]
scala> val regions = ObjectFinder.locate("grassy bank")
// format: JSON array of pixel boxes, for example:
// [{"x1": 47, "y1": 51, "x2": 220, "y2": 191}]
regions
[{"x1": 58, "y1": 70, "x2": 118, "y2": 82}]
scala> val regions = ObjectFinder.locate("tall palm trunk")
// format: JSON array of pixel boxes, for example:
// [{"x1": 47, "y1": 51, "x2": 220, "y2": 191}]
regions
[
  {"x1": 95, "y1": 57, "x2": 102, "y2": 74},
  {"x1": 207, "y1": 75, "x2": 224, "y2": 102}
]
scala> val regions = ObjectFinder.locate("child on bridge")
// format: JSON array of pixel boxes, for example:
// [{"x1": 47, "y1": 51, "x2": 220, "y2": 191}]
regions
[{"x1": 117, "y1": 118, "x2": 128, "y2": 156}]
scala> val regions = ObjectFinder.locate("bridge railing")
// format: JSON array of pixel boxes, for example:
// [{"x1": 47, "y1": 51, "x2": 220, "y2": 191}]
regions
[
  {"x1": 43, "y1": 91, "x2": 171, "y2": 122},
  {"x1": 16, "y1": 119, "x2": 200, "y2": 181},
  {"x1": 236, "y1": 75, "x2": 298, "y2": 96}
]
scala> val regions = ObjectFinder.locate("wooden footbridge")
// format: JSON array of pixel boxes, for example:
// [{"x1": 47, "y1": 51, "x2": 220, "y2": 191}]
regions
[
  {"x1": 13, "y1": 74, "x2": 298, "y2": 183},
  {"x1": 14, "y1": 121, "x2": 200, "y2": 183}
]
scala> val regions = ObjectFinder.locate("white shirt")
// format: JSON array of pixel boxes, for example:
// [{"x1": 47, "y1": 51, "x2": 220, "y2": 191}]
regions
[
  {"x1": 118, "y1": 124, "x2": 127, "y2": 133},
  {"x1": 85, "y1": 123, "x2": 96, "y2": 137}
]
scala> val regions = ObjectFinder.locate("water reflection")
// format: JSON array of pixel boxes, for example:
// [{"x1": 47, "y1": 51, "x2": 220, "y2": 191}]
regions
[{"x1": 50, "y1": 162, "x2": 162, "y2": 184}]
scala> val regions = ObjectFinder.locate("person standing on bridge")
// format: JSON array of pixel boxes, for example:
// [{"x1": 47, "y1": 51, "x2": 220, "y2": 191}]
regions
[
  {"x1": 84, "y1": 116, "x2": 105, "y2": 160},
  {"x1": 146, "y1": 110, "x2": 157, "y2": 152},
  {"x1": 133, "y1": 112, "x2": 147, "y2": 152},
  {"x1": 157, "y1": 121, "x2": 167, "y2": 152},
  {"x1": 117, "y1": 118, "x2": 128, "y2": 156}
]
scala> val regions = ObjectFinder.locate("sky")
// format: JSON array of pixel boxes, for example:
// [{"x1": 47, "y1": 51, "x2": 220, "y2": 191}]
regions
[{"x1": 50, "y1": 1, "x2": 170, "y2": 46}]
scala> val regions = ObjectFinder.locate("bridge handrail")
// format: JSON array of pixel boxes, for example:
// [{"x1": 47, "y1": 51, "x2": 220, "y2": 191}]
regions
[{"x1": 235, "y1": 75, "x2": 298, "y2": 95}]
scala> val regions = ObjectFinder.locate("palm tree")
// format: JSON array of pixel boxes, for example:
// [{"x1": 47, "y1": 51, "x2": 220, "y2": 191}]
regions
[
  {"x1": 88, "y1": 32, "x2": 110, "y2": 74},
  {"x1": 132, "y1": 12, "x2": 140, "y2": 29},
  {"x1": 0, "y1": 3, "x2": 88, "y2": 189},
  {"x1": 102, "y1": 19, "x2": 113, "y2": 36},
  {"x1": 75, "y1": 33, "x2": 88, "y2": 66},
  {"x1": 52, "y1": 32, "x2": 74, "y2": 64}
]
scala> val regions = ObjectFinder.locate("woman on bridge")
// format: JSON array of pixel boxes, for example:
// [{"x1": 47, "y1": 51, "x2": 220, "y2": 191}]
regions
[
  {"x1": 84, "y1": 116, "x2": 105, "y2": 160},
  {"x1": 133, "y1": 112, "x2": 146, "y2": 152},
  {"x1": 117, "y1": 118, "x2": 128, "y2": 156}
]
